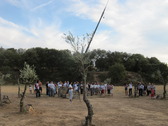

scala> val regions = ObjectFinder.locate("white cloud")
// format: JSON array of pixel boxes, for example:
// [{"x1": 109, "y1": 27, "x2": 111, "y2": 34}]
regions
[
  {"x1": 30, "y1": 25, "x2": 70, "y2": 49},
  {"x1": 6, "y1": 0, "x2": 55, "y2": 11},
  {"x1": 5, "y1": 0, "x2": 30, "y2": 9},
  {"x1": 0, "y1": 17, "x2": 70, "y2": 50},
  {"x1": 31, "y1": 0, "x2": 54, "y2": 11},
  {"x1": 66, "y1": 0, "x2": 168, "y2": 63},
  {"x1": 1, "y1": 0, "x2": 168, "y2": 63}
]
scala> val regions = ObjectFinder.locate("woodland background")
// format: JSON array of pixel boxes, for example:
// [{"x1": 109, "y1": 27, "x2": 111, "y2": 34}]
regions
[{"x1": 0, "y1": 47, "x2": 168, "y2": 85}]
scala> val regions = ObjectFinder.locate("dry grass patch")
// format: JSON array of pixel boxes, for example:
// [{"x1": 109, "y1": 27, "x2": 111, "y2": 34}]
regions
[{"x1": 0, "y1": 85, "x2": 168, "y2": 126}]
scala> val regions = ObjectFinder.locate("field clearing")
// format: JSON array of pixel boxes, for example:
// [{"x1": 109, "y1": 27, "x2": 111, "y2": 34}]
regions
[{"x1": 0, "y1": 85, "x2": 168, "y2": 126}]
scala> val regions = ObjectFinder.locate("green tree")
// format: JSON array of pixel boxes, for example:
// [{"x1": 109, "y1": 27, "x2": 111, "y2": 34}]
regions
[
  {"x1": 125, "y1": 54, "x2": 148, "y2": 72},
  {"x1": 89, "y1": 49, "x2": 108, "y2": 70},
  {"x1": 159, "y1": 63, "x2": 168, "y2": 99},
  {"x1": 108, "y1": 63, "x2": 126, "y2": 84},
  {"x1": 21, "y1": 47, "x2": 78, "y2": 82},
  {"x1": 19, "y1": 62, "x2": 38, "y2": 112},
  {"x1": 64, "y1": 32, "x2": 94, "y2": 126}
]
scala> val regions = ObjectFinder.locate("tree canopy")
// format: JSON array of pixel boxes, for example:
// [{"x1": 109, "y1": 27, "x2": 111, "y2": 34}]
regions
[{"x1": 0, "y1": 47, "x2": 168, "y2": 84}]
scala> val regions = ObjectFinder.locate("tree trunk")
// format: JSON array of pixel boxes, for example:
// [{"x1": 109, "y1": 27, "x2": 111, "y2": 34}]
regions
[
  {"x1": 20, "y1": 84, "x2": 27, "y2": 112},
  {"x1": 83, "y1": 74, "x2": 94, "y2": 126},
  {"x1": 18, "y1": 79, "x2": 21, "y2": 98},
  {"x1": 163, "y1": 83, "x2": 166, "y2": 99},
  {"x1": 0, "y1": 83, "x2": 1, "y2": 103}
]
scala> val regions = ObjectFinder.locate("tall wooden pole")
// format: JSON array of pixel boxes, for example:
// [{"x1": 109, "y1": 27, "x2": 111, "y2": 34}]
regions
[
  {"x1": 85, "y1": 0, "x2": 109, "y2": 53},
  {"x1": 83, "y1": 0, "x2": 109, "y2": 125}
]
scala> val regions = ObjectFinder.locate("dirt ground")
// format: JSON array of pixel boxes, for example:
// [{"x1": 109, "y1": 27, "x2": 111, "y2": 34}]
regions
[{"x1": 0, "y1": 85, "x2": 168, "y2": 126}]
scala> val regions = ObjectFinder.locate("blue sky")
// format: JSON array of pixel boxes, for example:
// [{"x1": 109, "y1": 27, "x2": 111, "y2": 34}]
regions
[{"x1": 0, "y1": 0, "x2": 168, "y2": 64}]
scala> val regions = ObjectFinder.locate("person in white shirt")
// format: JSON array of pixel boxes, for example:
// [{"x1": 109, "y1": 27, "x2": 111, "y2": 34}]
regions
[
  {"x1": 68, "y1": 84, "x2": 73, "y2": 102},
  {"x1": 58, "y1": 81, "x2": 63, "y2": 89},
  {"x1": 110, "y1": 84, "x2": 114, "y2": 97},
  {"x1": 139, "y1": 82, "x2": 144, "y2": 96},
  {"x1": 63, "y1": 81, "x2": 67, "y2": 87},
  {"x1": 100, "y1": 84, "x2": 105, "y2": 95},
  {"x1": 29, "y1": 84, "x2": 32, "y2": 94},
  {"x1": 104, "y1": 83, "x2": 107, "y2": 94},
  {"x1": 128, "y1": 82, "x2": 133, "y2": 96},
  {"x1": 57, "y1": 81, "x2": 63, "y2": 97},
  {"x1": 147, "y1": 83, "x2": 151, "y2": 96},
  {"x1": 48, "y1": 81, "x2": 55, "y2": 97},
  {"x1": 90, "y1": 83, "x2": 94, "y2": 96},
  {"x1": 74, "y1": 82, "x2": 78, "y2": 92}
]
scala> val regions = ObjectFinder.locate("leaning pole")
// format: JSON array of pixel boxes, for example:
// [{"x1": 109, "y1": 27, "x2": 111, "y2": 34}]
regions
[
  {"x1": 83, "y1": 0, "x2": 109, "y2": 126},
  {"x1": 85, "y1": 0, "x2": 109, "y2": 53}
]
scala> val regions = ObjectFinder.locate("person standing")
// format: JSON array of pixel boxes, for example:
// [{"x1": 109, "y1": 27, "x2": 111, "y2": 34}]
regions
[
  {"x1": 48, "y1": 81, "x2": 55, "y2": 97},
  {"x1": 38, "y1": 80, "x2": 43, "y2": 94},
  {"x1": 57, "y1": 81, "x2": 63, "y2": 97},
  {"x1": 151, "y1": 83, "x2": 156, "y2": 98},
  {"x1": 139, "y1": 82, "x2": 144, "y2": 96},
  {"x1": 46, "y1": 81, "x2": 49, "y2": 95},
  {"x1": 90, "y1": 83, "x2": 94, "y2": 96},
  {"x1": 147, "y1": 83, "x2": 151, "y2": 96},
  {"x1": 68, "y1": 83, "x2": 73, "y2": 102},
  {"x1": 34, "y1": 80, "x2": 40, "y2": 97},
  {"x1": 29, "y1": 84, "x2": 32, "y2": 94},
  {"x1": 100, "y1": 83, "x2": 105, "y2": 96},
  {"x1": 111, "y1": 84, "x2": 114, "y2": 97},
  {"x1": 124, "y1": 84, "x2": 128, "y2": 96},
  {"x1": 80, "y1": 82, "x2": 84, "y2": 94},
  {"x1": 107, "y1": 84, "x2": 112, "y2": 95},
  {"x1": 128, "y1": 82, "x2": 133, "y2": 96}
]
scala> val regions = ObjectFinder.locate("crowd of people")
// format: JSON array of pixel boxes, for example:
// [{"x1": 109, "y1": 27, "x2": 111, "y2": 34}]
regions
[
  {"x1": 124, "y1": 82, "x2": 156, "y2": 98},
  {"x1": 29, "y1": 80, "x2": 157, "y2": 101},
  {"x1": 29, "y1": 80, "x2": 114, "y2": 101}
]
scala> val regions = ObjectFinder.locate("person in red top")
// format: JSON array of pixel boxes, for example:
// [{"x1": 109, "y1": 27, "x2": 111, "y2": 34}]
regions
[
  {"x1": 151, "y1": 83, "x2": 155, "y2": 98},
  {"x1": 151, "y1": 88, "x2": 155, "y2": 98}
]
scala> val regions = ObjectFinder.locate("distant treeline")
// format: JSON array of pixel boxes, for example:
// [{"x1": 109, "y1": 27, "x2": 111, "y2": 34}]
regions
[{"x1": 0, "y1": 47, "x2": 168, "y2": 84}]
